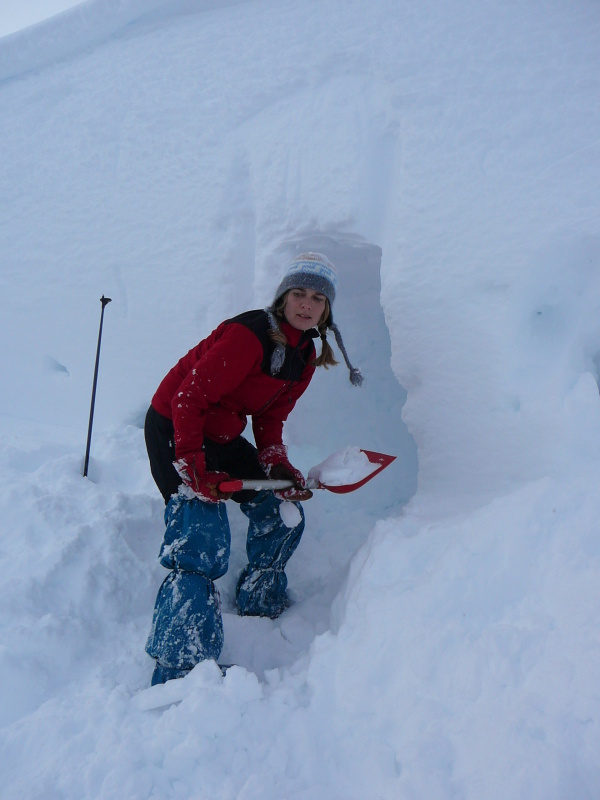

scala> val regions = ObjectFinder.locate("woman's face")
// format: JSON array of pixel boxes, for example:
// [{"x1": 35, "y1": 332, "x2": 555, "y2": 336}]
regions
[{"x1": 282, "y1": 288, "x2": 328, "y2": 331}]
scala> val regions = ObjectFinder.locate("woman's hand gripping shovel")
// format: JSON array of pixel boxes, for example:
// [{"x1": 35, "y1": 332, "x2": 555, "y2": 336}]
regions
[{"x1": 218, "y1": 449, "x2": 396, "y2": 495}]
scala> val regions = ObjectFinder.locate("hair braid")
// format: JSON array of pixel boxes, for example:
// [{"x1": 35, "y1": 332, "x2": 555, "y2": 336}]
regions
[{"x1": 314, "y1": 326, "x2": 339, "y2": 369}]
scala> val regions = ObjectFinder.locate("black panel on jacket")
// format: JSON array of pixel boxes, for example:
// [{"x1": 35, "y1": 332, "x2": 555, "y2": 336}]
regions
[{"x1": 226, "y1": 309, "x2": 317, "y2": 381}]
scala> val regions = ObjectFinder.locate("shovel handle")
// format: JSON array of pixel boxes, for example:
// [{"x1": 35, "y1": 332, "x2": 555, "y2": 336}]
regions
[
  {"x1": 219, "y1": 478, "x2": 319, "y2": 492},
  {"x1": 218, "y1": 479, "x2": 291, "y2": 492}
]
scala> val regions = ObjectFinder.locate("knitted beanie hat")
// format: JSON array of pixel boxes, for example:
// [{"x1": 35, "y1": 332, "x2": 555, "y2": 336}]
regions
[
  {"x1": 266, "y1": 252, "x2": 363, "y2": 387},
  {"x1": 272, "y1": 252, "x2": 338, "y2": 308}
]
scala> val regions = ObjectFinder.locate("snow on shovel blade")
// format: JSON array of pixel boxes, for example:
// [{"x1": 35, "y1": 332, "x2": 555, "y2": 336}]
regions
[
  {"x1": 218, "y1": 449, "x2": 396, "y2": 495},
  {"x1": 319, "y1": 449, "x2": 396, "y2": 494}
]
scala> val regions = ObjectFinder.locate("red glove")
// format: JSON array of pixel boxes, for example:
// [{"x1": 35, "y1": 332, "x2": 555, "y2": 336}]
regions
[
  {"x1": 174, "y1": 453, "x2": 232, "y2": 503},
  {"x1": 258, "y1": 444, "x2": 313, "y2": 502}
]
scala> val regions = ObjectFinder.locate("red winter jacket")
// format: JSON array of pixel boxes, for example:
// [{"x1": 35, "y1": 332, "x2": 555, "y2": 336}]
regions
[{"x1": 151, "y1": 310, "x2": 316, "y2": 460}]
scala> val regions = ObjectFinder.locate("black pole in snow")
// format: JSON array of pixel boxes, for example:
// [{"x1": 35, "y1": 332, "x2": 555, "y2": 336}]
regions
[{"x1": 83, "y1": 295, "x2": 112, "y2": 478}]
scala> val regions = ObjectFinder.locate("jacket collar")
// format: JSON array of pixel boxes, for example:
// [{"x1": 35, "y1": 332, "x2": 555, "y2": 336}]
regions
[{"x1": 279, "y1": 319, "x2": 319, "y2": 347}]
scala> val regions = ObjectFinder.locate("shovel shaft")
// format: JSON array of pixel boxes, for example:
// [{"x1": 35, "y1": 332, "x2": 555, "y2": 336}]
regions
[{"x1": 219, "y1": 478, "x2": 319, "y2": 493}]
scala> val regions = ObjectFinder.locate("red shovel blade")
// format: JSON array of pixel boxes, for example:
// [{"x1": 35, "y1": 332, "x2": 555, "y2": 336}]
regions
[{"x1": 318, "y1": 449, "x2": 396, "y2": 494}]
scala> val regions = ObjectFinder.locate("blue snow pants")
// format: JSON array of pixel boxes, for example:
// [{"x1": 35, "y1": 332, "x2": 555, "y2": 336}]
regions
[{"x1": 145, "y1": 490, "x2": 305, "y2": 685}]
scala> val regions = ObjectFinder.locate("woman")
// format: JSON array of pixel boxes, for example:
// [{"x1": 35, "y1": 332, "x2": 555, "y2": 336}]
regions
[{"x1": 144, "y1": 252, "x2": 362, "y2": 685}]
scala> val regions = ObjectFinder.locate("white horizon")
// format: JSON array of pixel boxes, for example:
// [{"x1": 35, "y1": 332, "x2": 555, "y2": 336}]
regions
[{"x1": 0, "y1": 0, "x2": 83, "y2": 38}]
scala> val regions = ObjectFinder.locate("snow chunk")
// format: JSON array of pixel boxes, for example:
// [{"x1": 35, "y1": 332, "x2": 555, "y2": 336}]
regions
[
  {"x1": 308, "y1": 446, "x2": 378, "y2": 487},
  {"x1": 279, "y1": 501, "x2": 302, "y2": 529}
]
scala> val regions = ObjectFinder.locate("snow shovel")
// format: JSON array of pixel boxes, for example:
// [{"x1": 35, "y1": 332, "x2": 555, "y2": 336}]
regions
[{"x1": 218, "y1": 449, "x2": 396, "y2": 495}]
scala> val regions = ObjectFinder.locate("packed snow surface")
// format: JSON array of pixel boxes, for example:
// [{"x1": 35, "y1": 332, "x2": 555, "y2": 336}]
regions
[{"x1": 1, "y1": 0, "x2": 600, "y2": 798}]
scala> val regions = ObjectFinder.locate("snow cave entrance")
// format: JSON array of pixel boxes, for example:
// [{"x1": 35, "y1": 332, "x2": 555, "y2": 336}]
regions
[
  {"x1": 278, "y1": 233, "x2": 418, "y2": 512},
  {"x1": 218, "y1": 234, "x2": 418, "y2": 673}
]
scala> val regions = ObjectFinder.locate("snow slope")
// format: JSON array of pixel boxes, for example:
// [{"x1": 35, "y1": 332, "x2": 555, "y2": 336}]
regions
[{"x1": 1, "y1": 0, "x2": 599, "y2": 798}]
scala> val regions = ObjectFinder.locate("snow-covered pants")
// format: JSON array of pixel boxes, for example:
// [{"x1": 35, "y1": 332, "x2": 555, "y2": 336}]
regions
[{"x1": 145, "y1": 489, "x2": 305, "y2": 684}]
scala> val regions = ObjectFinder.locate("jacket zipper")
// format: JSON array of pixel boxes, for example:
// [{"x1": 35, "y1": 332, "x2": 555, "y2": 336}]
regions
[{"x1": 254, "y1": 381, "x2": 290, "y2": 417}]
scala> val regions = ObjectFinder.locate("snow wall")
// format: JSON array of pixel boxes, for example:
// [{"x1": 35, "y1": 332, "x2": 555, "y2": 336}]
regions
[{"x1": 1, "y1": 0, "x2": 421, "y2": 504}]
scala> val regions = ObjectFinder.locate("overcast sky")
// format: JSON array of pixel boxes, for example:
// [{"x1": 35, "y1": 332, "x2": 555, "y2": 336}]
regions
[{"x1": 0, "y1": 0, "x2": 82, "y2": 37}]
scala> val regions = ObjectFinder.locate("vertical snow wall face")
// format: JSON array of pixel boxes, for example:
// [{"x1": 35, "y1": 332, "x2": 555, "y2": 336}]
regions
[
  {"x1": 377, "y1": 5, "x2": 600, "y2": 502},
  {"x1": 0, "y1": 1, "x2": 420, "y2": 507}
]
